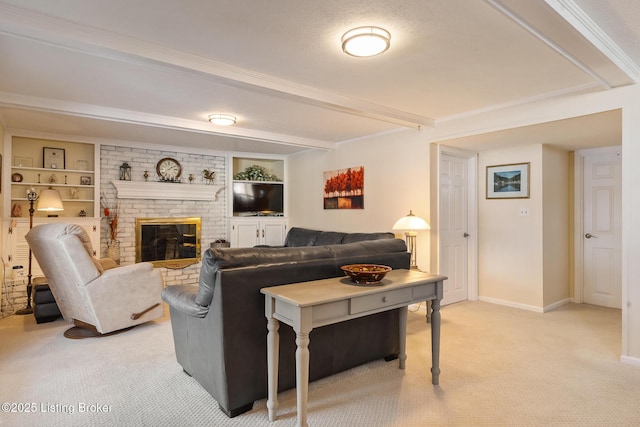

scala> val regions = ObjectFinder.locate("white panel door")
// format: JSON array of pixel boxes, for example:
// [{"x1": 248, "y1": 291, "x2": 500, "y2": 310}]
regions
[
  {"x1": 439, "y1": 154, "x2": 468, "y2": 305},
  {"x1": 232, "y1": 220, "x2": 260, "y2": 248},
  {"x1": 583, "y1": 150, "x2": 621, "y2": 309},
  {"x1": 262, "y1": 221, "x2": 286, "y2": 246}
]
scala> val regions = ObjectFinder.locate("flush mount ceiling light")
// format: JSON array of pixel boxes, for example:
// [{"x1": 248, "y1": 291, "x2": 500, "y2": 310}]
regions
[
  {"x1": 341, "y1": 26, "x2": 391, "y2": 57},
  {"x1": 208, "y1": 114, "x2": 237, "y2": 126}
]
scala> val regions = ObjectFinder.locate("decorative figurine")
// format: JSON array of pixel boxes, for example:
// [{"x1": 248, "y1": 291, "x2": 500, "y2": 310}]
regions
[
  {"x1": 203, "y1": 169, "x2": 215, "y2": 184},
  {"x1": 119, "y1": 162, "x2": 132, "y2": 181},
  {"x1": 11, "y1": 203, "x2": 22, "y2": 217}
]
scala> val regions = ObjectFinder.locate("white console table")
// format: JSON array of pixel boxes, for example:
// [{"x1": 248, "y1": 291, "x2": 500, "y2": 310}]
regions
[{"x1": 261, "y1": 269, "x2": 446, "y2": 427}]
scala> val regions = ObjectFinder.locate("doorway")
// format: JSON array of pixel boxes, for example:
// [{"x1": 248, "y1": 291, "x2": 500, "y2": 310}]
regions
[
  {"x1": 433, "y1": 145, "x2": 478, "y2": 306},
  {"x1": 573, "y1": 146, "x2": 622, "y2": 309}
]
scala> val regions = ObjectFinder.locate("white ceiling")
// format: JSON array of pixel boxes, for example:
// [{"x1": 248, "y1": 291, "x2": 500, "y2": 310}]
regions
[{"x1": 0, "y1": 0, "x2": 637, "y2": 154}]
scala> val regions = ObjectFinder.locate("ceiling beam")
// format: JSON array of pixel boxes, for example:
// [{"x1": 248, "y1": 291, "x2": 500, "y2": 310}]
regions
[
  {"x1": 486, "y1": 0, "x2": 638, "y2": 88},
  {"x1": 0, "y1": 92, "x2": 337, "y2": 150},
  {"x1": 0, "y1": 3, "x2": 434, "y2": 130},
  {"x1": 545, "y1": 0, "x2": 640, "y2": 83}
]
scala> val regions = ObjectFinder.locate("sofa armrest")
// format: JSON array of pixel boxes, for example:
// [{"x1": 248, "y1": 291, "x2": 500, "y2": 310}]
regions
[{"x1": 162, "y1": 285, "x2": 209, "y2": 318}]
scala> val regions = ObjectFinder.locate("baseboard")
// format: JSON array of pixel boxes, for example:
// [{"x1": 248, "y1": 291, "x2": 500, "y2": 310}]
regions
[
  {"x1": 620, "y1": 355, "x2": 640, "y2": 367},
  {"x1": 543, "y1": 298, "x2": 571, "y2": 312},
  {"x1": 478, "y1": 296, "x2": 544, "y2": 313},
  {"x1": 477, "y1": 296, "x2": 571, "y2": 313}
]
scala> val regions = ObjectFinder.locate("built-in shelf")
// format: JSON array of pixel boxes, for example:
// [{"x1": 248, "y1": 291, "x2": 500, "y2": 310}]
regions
[{"x1": 112, "y1": 181, "x2": 225, "y2": 201}]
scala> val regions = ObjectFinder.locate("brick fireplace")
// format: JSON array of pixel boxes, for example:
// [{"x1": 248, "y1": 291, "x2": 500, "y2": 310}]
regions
[{"x1": 100, "y1": 145, "x2": 226, "y2": 286}]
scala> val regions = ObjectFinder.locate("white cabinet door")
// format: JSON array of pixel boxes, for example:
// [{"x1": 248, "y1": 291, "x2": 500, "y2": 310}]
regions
[
  {"x1": 229, "y1": 218, "x2": 287, "y2": 248},
  {"x1": 232, "y1": 220, "x2": 261, "y2": 248},
  {"x1": 262, "y1": 221, "x2": 287, "y2": 246}
]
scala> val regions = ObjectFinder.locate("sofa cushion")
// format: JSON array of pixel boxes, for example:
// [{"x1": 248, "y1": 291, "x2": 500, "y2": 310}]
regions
[
  {"x1": 314, "y1": 231, "x2": 347, "y2": 245},
  {"x1": 327, "y1": 238, "x2": 407, "y2": 258},
  {"x1": 283, "y1": 227, "x2": 396, "y2": 247},
  {"x1": 207, "y1": 238, "x2": 407, "y2": 270},
  {"x1": 283, "y1": 227, "x2": 321, "y2": 246},
  {"x1": 342, "y1": 232, "x2": 395, "y2": 243},
  {"x1": 208, "y1": 245, "x2": 335, "y2": 269}
]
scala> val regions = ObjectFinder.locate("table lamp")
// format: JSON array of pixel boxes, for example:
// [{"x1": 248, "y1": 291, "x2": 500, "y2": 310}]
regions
[{"x1": 392, "y1": 210, "x2": 430, "y2": 269}]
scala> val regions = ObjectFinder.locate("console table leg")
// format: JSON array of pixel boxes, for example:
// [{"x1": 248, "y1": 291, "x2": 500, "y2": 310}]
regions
[
  {"x1": 398, "y1": 306, "x2": 408, "y2": 369},
  {"x1": 295, "y1": 331, "x2": 310, "y2": 427},
  {"x1": 266, "y1": 307, "x2": 280, "y2": 421},
  {"x1": 430, "y1": 298, "x2": 441, "y2": 385}
]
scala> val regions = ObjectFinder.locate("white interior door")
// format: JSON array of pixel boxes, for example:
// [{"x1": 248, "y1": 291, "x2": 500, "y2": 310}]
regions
[
  {"x1": 582, "y1": 149, "x2": 622, "y2": 309},
  {"x1": 439, "y1": 153, "x2": 469, "y2": 305}
]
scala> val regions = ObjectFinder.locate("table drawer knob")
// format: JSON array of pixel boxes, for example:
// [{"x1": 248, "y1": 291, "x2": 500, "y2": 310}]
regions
[{"x1": 382, "y1": 296, "x2": 387, "y2": 303}]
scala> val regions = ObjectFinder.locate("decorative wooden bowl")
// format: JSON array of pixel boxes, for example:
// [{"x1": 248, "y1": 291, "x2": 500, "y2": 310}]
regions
[{"x1": 341, "y1": 264, "x2": 392, "y2": 285}]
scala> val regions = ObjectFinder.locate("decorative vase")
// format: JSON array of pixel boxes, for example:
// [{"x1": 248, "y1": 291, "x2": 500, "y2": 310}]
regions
[{"x1": 107, "y1": 239, "x2": 121, "y2": 265}]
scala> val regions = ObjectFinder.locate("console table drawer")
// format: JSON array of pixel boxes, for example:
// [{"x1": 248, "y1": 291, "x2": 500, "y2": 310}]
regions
[{"x1": 350, "y1": 288, "x2": 412, "y2": 314}]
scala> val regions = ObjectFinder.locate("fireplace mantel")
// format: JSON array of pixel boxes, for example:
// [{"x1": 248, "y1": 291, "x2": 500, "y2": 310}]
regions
[{"x1": 112, "y1": 181, "x2": 225, "y2": 201}]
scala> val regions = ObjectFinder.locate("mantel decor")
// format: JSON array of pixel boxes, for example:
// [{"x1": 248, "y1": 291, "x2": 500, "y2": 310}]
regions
[
  {"x1": 233, "y1": 164, "x2": 279, "y2": 181},
  {"x1": 486, "y1": 162, "x2": 530, "y2": 199}
]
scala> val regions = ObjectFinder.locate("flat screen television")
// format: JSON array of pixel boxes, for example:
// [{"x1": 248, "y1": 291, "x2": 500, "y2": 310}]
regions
[{"x1": 233, "y1": 182, "x2": 284, "y2": 216}]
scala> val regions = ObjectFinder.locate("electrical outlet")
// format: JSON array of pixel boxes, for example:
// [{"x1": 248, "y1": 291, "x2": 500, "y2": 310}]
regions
[{"x1": 520, "y1": 207, "x2": 529, "y2": 216}]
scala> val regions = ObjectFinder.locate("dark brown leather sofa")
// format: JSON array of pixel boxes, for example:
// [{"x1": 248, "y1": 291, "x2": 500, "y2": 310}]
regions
[{"x1": 161, "y1": 228, "x2": 410, "y2": 417}]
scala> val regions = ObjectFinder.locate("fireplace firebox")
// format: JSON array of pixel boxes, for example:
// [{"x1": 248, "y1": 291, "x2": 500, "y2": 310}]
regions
[{"x1": 136, "y1": 217, "x2": 201, "y2": 268}]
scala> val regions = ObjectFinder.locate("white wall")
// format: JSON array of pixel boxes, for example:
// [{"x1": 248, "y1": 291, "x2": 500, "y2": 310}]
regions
[
  {"x1": 621, "y1": 99, "x2": 640, "y2": 363},
  {"x1": 430, "y1": 86, "x2": 640, "y2": 365},
  {"x1": 288, "y1": 129, "x2": 433, "y2": 270},
  {"x1": 289, "y1": 84, "x2": 640, "y2": 366},
  {"x1": 542, "y1": 146, "x2": 570, "y2": 308},
  {"x1": 478, "y1": 145, "x2": 544, "y2": 308}
]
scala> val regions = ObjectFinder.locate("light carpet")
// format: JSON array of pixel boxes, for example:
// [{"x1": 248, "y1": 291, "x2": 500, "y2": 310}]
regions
[{"x1": 1, "y1": 301, "x2": 639, "y2": 426}]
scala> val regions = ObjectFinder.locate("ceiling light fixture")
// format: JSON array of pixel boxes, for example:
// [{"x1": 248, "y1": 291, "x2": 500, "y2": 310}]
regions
[
  {"x1": 341, "y1": 26, "x2": 391, "y2": 57},
  {"x1": 208, "y1": 114, "x2": 237, "y2": 126}
]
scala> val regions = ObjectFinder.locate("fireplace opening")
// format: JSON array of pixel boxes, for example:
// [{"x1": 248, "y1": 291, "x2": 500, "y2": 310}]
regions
[{"x1": 136, "y1": 217, "x2": 201, "y2": 268}]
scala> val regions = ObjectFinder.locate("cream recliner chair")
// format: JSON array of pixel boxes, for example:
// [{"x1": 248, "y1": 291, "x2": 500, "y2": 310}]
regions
[{"x1": 26, "y1": 223, "x2": 164, "y2": 338}]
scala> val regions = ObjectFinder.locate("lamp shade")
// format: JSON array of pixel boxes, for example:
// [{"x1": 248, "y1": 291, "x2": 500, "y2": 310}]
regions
[
  {"x1": 37, "y1": 188, "x2": 64, "y2": 212},
  {"x1": 392, "y1": 210, "x2": 430, "y2": 232}
]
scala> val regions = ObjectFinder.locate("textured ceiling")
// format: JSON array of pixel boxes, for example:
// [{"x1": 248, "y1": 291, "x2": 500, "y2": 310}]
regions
[{"x1": 0, "y1": 0, "x2": 637, "y2": 154}]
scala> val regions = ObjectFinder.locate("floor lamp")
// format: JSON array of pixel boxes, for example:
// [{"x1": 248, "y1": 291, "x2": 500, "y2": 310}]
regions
[
  {"x1": 15, "y1": 187, "x2": 64, "y2": 316},
  {"x1": 392, "y1": 210, "x2": 430, "y2": 270}
]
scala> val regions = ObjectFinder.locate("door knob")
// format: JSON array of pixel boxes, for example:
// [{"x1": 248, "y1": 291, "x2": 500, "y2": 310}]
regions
[
  {"x1": 463, "y1": 232, "x2": 469, "y2": 238},
  {"x1": 585, "y1": 233, "x2": 598, "y2": 239}
]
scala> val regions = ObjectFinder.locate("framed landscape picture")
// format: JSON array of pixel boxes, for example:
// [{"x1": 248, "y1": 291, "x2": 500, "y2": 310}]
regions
[{"x1": 486, "y1": 162, "x2": 530, "y2": 199}]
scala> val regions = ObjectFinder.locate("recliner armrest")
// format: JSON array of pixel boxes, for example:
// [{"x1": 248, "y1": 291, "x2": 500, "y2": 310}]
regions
[{"x1": 162, "y1": 285, "x2": 209, "y2": 318}]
